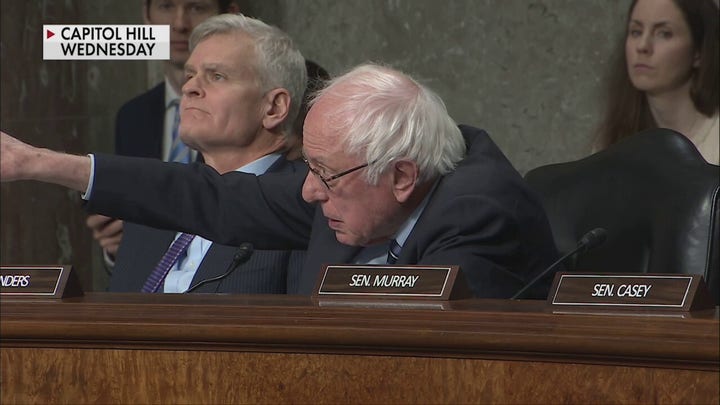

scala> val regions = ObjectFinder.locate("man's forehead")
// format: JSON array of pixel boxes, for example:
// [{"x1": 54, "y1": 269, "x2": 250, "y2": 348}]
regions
[
  {"x1": 303, "y1": 102, "x2": 332, "y2": 142},
  {"x1": 187, "y1": 34, "x2": 255, "y2": 70},
  {"x1": 304, "y1": 105, "x2": 355, "y2": 164}
]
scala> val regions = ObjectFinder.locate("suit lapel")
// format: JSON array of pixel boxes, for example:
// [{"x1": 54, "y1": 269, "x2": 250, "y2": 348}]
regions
[
  {"x1": 123, "y1": 226, "x2": 176, "y2": 291},
  {"x1": 189, "y1": 156, "x2": 295, "y2": 289},
  {"x1": 190, "y1": 243, "x2": 231, "y2": 285},
  {"x1": 297, "y1": 211, "x2": 362, "y2": 294}
]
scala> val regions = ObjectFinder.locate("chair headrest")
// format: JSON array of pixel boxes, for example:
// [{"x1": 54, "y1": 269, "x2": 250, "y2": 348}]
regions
[{"x1": 524, "y1": 128, "x2": 719, "y2": 294}]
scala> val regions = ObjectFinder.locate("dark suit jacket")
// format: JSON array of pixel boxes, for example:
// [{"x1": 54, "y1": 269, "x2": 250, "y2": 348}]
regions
[
  {"x1": 89, "y1": 125, "x2": 558, "y2": 298},
  {"x1": 108, "y1": 157, "x2": 306, "y2": 293},
  {"x1": 115, "y1": 82, "x2": 165, "y2": 159}
]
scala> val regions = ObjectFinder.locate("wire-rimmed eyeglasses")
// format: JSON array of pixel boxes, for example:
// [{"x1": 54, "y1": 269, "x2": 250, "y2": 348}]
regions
[{"x1": 301, "y1": 153, "x2": 371, "y2": 190}]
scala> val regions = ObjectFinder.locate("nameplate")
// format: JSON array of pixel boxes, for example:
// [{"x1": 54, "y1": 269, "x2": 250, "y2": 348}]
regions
[
  {"x1": 548, "y1": 272, "x2": 714, "y2": 311},
  {"x1": 0, "y1": 265, "x2": 83, "y2": 298},
  {"x1": 314, "y1": 264, "x2": 470, "y2": 300}
]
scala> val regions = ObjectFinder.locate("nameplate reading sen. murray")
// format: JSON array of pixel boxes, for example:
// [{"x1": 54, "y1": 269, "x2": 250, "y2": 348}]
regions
[{"x1": 314, "y1": 264, "x2": 469, "y2": 300}]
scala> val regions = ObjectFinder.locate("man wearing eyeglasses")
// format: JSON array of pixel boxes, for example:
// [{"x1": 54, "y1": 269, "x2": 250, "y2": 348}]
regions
[{"x1": 1, "y1": 63, "x2": 558, "y2": 299}]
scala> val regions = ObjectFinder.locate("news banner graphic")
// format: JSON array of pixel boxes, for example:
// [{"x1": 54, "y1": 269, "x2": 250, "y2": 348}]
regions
[{"x1": 43, "y1": 25, "x2": 169, "y2": 60}]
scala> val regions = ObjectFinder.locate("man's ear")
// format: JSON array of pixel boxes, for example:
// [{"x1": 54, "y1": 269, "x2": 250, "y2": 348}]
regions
[
  {"x1": 392, "y1": 160, "x2": 418, "y2": 203},
  {"x1": 693, "y1": 50, "x2": 701, "y2": 68},
  {"x1": 262, "y1": 88, "x2": 291, "y2": 131}
]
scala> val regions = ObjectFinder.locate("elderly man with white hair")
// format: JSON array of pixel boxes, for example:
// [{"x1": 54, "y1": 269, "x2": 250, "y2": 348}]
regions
[{"x1": 1, "y1": 60, "x2": 558, "y2": 298}]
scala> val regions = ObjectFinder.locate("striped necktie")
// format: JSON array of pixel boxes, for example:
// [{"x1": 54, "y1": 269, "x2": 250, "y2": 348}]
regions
[
  {"x1": 386, "y1": 239, "x2": 402, "y2": 264},
  {"x1": 141, "y1": 233, "x2": 196, "y2": 293},
  {"x1": 168, "y1": 100, "x2": 192, "y2": 163}
]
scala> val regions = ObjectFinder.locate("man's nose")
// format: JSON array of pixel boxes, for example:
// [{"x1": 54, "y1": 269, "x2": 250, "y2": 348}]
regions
[
  {"x1": 301, "y1": 171, "x2": 328, "y2": 203},
  {"x1": 182, "y1": 75, "x2": 203, "y2": 98}
]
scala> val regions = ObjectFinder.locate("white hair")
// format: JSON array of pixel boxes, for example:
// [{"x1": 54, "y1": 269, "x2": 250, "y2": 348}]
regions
[
  {"x1": 311, "y1": 63, "x2": 465, "y2": 185},
  {"x1": 189, "y1": 14, "x2": 307, "y2": 135}
]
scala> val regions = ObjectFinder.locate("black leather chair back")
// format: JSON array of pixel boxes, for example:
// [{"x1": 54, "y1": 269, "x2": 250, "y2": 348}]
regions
[{"x1": 525, "y1": 128, "x2": 719, "y2": 304}]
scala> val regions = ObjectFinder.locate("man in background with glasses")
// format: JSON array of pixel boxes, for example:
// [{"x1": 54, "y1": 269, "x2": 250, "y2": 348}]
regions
[{"x1": 1, "y1": 63, "x2": 558, "y2": 299}]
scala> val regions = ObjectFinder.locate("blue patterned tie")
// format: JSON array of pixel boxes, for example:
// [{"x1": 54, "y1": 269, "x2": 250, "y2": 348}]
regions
[
  {"x1": 386, "y1": 239, "x2": 402, "y2": 264},
  {"x1": 168, "y1": 100, "x2": 192, "y2": 163},
  {"x1": 141, "y1": 233, "x2": 196, "y2": 293}
]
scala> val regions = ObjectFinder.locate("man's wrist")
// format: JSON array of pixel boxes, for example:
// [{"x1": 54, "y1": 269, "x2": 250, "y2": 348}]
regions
[{"x1": 38, "y1": 150, "x2": 93, "y2": 192}]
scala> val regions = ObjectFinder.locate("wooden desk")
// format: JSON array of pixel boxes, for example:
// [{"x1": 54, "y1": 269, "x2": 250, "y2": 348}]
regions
[{"x1": 1, "y1": 293, "x2": 718, "y2": 404}]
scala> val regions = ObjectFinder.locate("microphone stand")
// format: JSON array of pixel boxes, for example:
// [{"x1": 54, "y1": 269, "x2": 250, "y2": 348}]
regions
[
  {"x1": 183, "y1": 243, "x2": 253, "y2": 293},
  {"x1": 511, "y1": 243, "x2": 584, "y2": 300},
  {"x1": 511, "y1": 228, "x2": 607, "y2": 300}
]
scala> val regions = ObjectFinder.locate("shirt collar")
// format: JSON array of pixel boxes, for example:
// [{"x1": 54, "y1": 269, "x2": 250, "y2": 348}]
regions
[
  {"x1": 235, "y1": 153, "x2": 283, "y2": 176},
  {"x1": 392, "y1": 179, "x2": 439, "y2": 248},
  {"x1": 164, "y1": 77, "x2": 180, "y2": 109}
]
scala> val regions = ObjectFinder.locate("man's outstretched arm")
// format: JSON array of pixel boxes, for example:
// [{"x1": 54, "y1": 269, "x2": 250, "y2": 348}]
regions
[
  {"x1": 2, "y1": 130, "x2": 315, "y2": 250},
  {"x1": 1, "y1": 131, "x2": 91, "y2": 192}
]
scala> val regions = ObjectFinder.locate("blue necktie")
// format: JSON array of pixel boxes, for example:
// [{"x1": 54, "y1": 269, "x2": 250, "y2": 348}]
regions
[
  {"x1": 387, "y1": 239, "x2": 402, "y2": 264},
  {"x1": 168, "y1": 100, "x2": 192, "y2": 163},
  {"x1": 141, "y1": 233, "x2": 196, "y2": 293}
]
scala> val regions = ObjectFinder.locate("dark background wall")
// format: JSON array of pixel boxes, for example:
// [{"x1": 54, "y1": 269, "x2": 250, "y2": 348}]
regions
[
  {"x1": 0, "y1": 0, "x2": 628, "y2": 291},
  {"x1": 1, "y1": 0, "x2": 149, "y2": 290}
]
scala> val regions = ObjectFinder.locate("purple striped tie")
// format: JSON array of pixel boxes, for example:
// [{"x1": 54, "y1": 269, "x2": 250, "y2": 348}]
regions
[
  {"x1": 387, "y1": 239, "x2": 402, "y2": 264},
  {"x1": 141, "y1": 233, "x2": 196, "y2": 293}
]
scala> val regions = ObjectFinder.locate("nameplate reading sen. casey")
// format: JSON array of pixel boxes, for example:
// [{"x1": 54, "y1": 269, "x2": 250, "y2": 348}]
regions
[{"x1": 548, "y1": 273, "x2": 713, "y2": 311}]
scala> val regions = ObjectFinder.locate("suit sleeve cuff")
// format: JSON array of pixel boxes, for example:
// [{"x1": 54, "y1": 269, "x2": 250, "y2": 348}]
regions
[{"x1": 82, "y1": 154, "x2": 96, "y2": 200}]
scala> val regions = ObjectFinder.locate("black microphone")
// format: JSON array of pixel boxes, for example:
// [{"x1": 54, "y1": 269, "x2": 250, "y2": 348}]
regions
[
  {"x1": 511, "y1": 228, "x2": 607, "y2": 300},
  {"x1": 183, "y1": 243, "x2": 254, "y2": 293}
]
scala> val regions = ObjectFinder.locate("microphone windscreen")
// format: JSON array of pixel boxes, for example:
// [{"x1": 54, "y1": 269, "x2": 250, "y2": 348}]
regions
[
  {"x1": 234, "y1": 242, "x2": 254, "y2": 261},
  {"x1": 579, "y1": 228, "x2": 607, "y2": 250}
]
